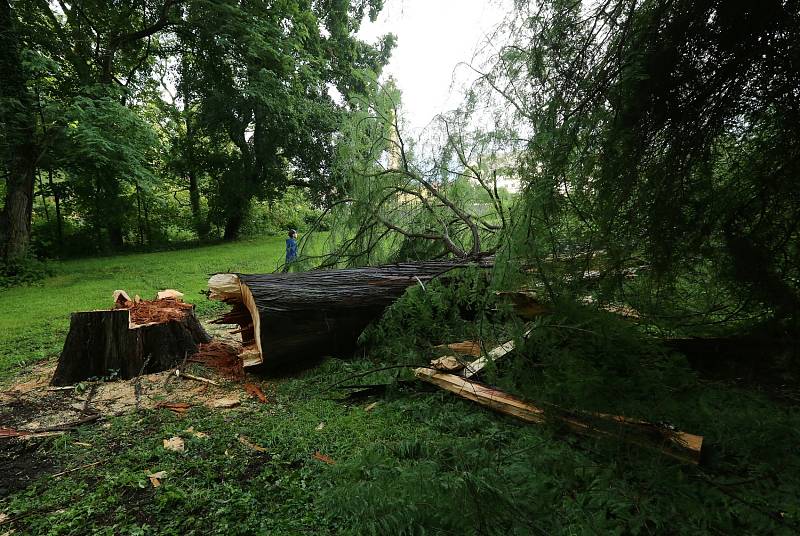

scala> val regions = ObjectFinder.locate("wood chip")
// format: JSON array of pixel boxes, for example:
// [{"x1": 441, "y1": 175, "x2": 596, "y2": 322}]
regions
[
  {"x1": 184, "y1": 427, "x2": 208, "y2": 439},
  {"x1": 113, "y1": 290, "x2": 132, "y2": 306},
  {"x1": 312, "y1": 452, "x2": 336, "y2": 465},
  {"x1": 146, "y1": 470, "x2": 167, "y2": 488},
  {"x1": 74, "y1": 442, "x2": 92, "y2": 447},
  {"x1": 238, "y1": 435, "x2": 268, "y2": 452},
  {"x1": 156, "y1": 401, "x2": 192, "y2": 414},
  {"x1": 209, "y1": 397, "x2": 240, "y2": 409},
  {"x1": 163, "y1": 437, "x2": 185, "y2": 452},
  {"x1": 156, "y1": 289, "x2": 184, "y2": 301},
  {"x1": 315, "y1": 422, "x2": 325, "y2": 431},
  {"x1": 430, "y1": 355, "x2": 465, "y2": 372},
  {"x1": 244, "y1": 383, "x2": 268, "y2": 403},
  {"x1": 364, "y1": 402, "x2": 379, "y2": 412}
]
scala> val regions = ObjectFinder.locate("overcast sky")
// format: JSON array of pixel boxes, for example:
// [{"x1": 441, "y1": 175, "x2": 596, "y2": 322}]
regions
[{"x1": 357, "y1": 0, "x2": 511, "y2": 133}]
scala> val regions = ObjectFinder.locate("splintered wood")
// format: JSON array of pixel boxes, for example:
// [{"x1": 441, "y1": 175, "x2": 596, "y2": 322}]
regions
[
  {"x1": 417, "y1": 332, "x2": 703, "y2": 464},
  {"x1": 460, "y1": 329, "x2": 532, "y2": 378},
  {"x1": 415, "y1": 367, "x2": 703, "y2": 464},
  {"x1": 433, "y1": 341, "x2": 482, "y2": 357},
  {"x1": 189, "y1": 341, "x2": 244, "y2": 380},
  {"x1": 116, "y1": 296, "x2": 195, "y2": 325}
]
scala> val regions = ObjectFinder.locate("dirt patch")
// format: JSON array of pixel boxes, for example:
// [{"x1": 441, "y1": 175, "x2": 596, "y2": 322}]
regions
[
  {"x1": 0, "y1": 338, "x2": 265, "y2": 436},
  {"x1": 0, "y1": 439, "x2": 58, "y2": 497}
]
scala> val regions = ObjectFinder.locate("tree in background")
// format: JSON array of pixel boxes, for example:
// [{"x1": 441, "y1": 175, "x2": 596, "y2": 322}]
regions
[
  {"x1": 0, "y1": 0, "x2": 393, "y2": 261},
  {"x1": 177, "y1": 0, "x2": 393, "y2": 240}
]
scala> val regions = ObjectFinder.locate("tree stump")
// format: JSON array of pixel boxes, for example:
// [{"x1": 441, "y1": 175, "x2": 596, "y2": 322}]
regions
[{"x1": 51, "y1": 299, "x2": 210, "y2": 386}]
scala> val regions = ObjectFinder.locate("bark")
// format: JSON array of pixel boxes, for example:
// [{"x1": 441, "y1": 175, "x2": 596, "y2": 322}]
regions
[
  {"x1": 0, "y1": 0, "x2": 38, "y2": 262},
  {"x1": 209, "y1": 259, "x2": 493, "y2": 367}
]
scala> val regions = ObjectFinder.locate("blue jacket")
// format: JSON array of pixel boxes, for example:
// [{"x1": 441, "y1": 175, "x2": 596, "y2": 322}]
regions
[{"x1": 285, "y1": 237, "x2": 298, "y2": 262}]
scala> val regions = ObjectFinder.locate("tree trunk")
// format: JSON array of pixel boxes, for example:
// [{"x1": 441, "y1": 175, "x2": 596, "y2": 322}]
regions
[
  {"x1": 188, "y1": 171, "x2": 208, "y2": 239},
  {"x1": 223, "y1": 212, "x2": 243, "y2": 241},
  {"x1": 0, "y1": 0, "x2": 38, "y2": 262},
  {"x1": 208, "y1": 260, "x2": 492, "y2": 367},
  {"x1": 183, "y1": 91, "x2": 208, "y2": 240},
  {"x1": 48, "y1": 168, "x2": 63, "y2": 241},
  {"x1": 37, "y1": 170, "x2": 50, "y2": 222}
]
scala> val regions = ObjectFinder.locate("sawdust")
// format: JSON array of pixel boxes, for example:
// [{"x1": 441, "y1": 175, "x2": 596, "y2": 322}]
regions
[{"x1": 0, "y1": 359, "x2": 253, "y2": 433}]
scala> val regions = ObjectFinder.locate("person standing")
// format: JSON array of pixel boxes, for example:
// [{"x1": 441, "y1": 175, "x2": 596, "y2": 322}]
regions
[{"x1": 285, "y1": 229, "x2": 298, "y2": 269}]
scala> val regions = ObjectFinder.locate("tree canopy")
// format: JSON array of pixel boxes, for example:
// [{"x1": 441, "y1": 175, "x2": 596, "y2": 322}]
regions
[{"x1": 0, "y1": 0, "x2": 394, "y2": 258}]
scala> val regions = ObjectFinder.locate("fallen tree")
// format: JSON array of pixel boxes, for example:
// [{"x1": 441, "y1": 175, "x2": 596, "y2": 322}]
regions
[
  {"x1": 208, "y1": 260, "x2": 491, "y2": 367},
  {"x1": 51, "y1": 291, "x2": 210, "y2": 386}
]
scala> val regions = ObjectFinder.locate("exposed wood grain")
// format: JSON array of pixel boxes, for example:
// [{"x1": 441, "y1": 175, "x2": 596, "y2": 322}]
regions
[{"x1": 415, "y1": 367, "x2": 703, "y2": 464}]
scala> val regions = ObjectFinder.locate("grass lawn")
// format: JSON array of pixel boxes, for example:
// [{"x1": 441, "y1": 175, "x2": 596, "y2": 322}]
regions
[{"x1": 2, "y1": 239, "x2": 800, "y2": 534}]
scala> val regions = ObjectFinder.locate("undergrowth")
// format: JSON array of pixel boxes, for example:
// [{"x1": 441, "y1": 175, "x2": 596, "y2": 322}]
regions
[{"x1": 0, "y1": 255, "x2": 52, "y2": 289}]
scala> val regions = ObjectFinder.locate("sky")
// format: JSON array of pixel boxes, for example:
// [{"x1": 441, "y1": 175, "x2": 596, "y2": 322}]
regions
[{"x1": 357, "y1": 0, "x2": 511, "y2": 134}]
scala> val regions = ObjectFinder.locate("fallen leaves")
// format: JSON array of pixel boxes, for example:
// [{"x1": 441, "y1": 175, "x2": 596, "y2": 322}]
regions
[
  {"x1": 163, "y1": 436, "x2": 185, "y2": 452},
  {"x1": 156, "y1": 401, "x2": 192, "y2": 415},
  {"x1": 244, "y1": 383, "x2": 268, "y2": 403},
  {"x1": 146, "y1": 470, "x2": 167, "y2": 488},
  {"x1": 312, "y1": 452, "x2": 336, "y2": 465}
]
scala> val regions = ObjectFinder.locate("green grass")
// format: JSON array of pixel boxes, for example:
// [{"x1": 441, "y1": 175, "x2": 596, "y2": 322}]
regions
[
  {"x1": 0, "y1": 236, "x2": 290, "y2": 377},
  {"x1": 2, "y1": 240, "x2": 800, "y2": 534}
]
